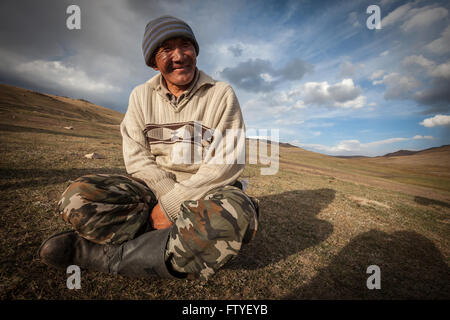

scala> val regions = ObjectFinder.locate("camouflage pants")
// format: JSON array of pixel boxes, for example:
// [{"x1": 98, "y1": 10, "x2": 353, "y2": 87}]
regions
[{"x1": 57, "y1": 174, "x2": 259, "y2": 280}]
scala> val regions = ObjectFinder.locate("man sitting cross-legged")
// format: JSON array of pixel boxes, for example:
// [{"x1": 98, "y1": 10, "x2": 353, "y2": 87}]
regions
[{"x1": 38, "y1": 15, "x2": 260, "y2": 281}]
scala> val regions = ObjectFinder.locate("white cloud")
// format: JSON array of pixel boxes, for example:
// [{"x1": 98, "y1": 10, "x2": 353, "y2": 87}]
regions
[
  {"x1": 401, "y1": 7, "x2": 448, "y2": 32},
  {"x1": 303, "y1": 122, "x2": 334, "y2": 128},
  {"x1": 296, "y1": 137, "x2": 406, "y2": 153},
  {"x1": 420, "y1": 114, "x2": 450, "y2": 127},
  {"x1": 334, "y1": 95, "x2": 367, "y2": 109},
  {"x1": 374, "y1": 72, "x2": 420, "y2": 99},
  {"x1": 425, "y1": 25, "x2": 450, "y2": 55},
  {"x1": 274, "y1": 118, "x2": 305, "y2": 125},
  {"x1": 260, "y1": 73, "x2": 274, "y2": 82},
  {"x1": 381, "y1": 3, "x2": 414, "y2": 28},
  {"x1": 347, "y1": 12, "x2": 361, "y2": 28},
  {"x1": 430, "y1": 61, "x2": 450, "y2": 79},
  {"x1": 402, "y1": 55, "x2": 435, "y2": 72},
  {"x1": 413, "y1": 135, "x2": 434, "y2": 140},
  {"x1": 295, "y1": 135, "x2": 434, "y2": 155},
  {"x1": 294, "y1": 100, "x2": 306, "y2": 109},
  {"x1": 301, "y1": 78, "x2": 366, "y2": 109},
  {"x1": 15, "y1": 60, "x2": 121, "y2": 94},
  {"x1": 369, "y1": 70, "x2": 385, "y2": 80},
  {"x1": 380, "y1": 50, "x2": 389, "y2": 57},
  {"x1": 402, "y1": 56, "x2": 450, "y2": 80},
  {"x1": 381, "y1": 4, "x2": 448, "y2": 33}
]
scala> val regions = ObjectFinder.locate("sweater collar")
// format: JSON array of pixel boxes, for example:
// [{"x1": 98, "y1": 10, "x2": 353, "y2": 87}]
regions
[
  {"x1": 159, "y1": 68, "x2": 199, "y2": 106},
  {"x1": 146, "y1": 69, "x2": 216, "y2": 112}
]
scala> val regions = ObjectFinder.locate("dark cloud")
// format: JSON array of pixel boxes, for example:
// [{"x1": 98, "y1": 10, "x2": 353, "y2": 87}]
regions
[
  {"x1": 220, "y1": 59, "x2": 276, "y2": 92},
  {"x1": 380, "y1": 73, "x2": 420, "y2": 100},
  {"x1": 220, "y1": 57, "x2": 312, "y2": 92},
  {"x1": 0, "y1": 0, "x2": 245, "y2": 111},
  {"x1": 0, "y1": 0, "x2": 69, "y2": 60},
  {"x1": 414, "y1": 78, "x2": 450, "y2": 114},
  {"x1": 380, "y1": 55, "x2": 450, "y2": 114},
  {"x1": 274, "y1": 58, "x2": 313, "y2": 81},
  {"x1": 228, "y1": 44, "x2": 243, "y2": 57},
  {"x1": 327, "y1": 82, "x2": 362, "y2": 103},
  {"x1": 0, "y1": 0, "x2": 157, "y2": 112}
]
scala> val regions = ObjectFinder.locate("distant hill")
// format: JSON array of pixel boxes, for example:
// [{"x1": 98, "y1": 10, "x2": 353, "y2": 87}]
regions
[
  {"x1": 383, "y1": 150, "x2": 419, "y2": 157},
  {"x1": 246, "y1": 138, "x2": 299, "y2": 149},
  {"x1": 0, "y1": 83, "x2": 124, "y2": 126},
  {"x1": 334, "y1": 155, "x2": 369, "y2": 159},
  {"x1": 382, "y1": 145, "x2": 450, "y2": 157}
]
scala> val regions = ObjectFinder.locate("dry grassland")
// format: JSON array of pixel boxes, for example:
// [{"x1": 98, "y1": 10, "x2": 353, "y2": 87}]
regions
[{"x1": 0, "y1": 84, "x2": 449, "y2": 299}]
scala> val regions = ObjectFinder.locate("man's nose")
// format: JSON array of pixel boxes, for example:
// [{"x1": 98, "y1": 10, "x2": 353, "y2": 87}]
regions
[{"x1": 172, "y1": 47, "x2": 185, "y2": 62}]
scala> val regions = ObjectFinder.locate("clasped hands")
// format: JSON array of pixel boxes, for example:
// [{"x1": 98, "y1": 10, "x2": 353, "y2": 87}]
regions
[{"x1": 150, "y1": 202, "x2": 173, "y2": 230}]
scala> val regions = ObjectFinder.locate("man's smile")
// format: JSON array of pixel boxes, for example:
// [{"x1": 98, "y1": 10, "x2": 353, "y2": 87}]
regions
[{"x1": 171, "y1": 65, "x2": 192, "y2": 72}]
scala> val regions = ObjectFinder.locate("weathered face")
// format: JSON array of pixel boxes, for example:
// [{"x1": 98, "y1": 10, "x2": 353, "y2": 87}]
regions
[{"x1": 152, "y1": 37, "x2": 197, "y2": 88}]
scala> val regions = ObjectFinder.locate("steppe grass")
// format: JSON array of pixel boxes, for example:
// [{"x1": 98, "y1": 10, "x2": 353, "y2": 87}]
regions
[{"x1": 0, "y1": 85, "x2": 449, "y2": 299}]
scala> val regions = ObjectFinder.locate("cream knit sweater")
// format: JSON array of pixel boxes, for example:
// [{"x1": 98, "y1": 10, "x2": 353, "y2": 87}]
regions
[{"x1": 120, "y1": 70, "x2": 245, "y2": 222}]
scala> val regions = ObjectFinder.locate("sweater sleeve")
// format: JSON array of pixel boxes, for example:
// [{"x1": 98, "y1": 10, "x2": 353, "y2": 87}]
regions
[
  {"x1": 120, "y1": 86, "x2": 177, "y2": 198},
  {"x1": 159, "y1": 86, "x2": 245, "y2": 221}
]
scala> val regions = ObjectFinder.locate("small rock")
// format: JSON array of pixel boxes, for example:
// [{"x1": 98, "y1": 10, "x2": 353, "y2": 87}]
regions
[
  {"x1": 241, "y1": 179, "x2": 249, "y2": 192},
  {"x1": 84, "y1": 152, "x2": 104, "y2": 159},
  {"x1": 64, "y1": 126, "x2": 74, "y2": 130}
]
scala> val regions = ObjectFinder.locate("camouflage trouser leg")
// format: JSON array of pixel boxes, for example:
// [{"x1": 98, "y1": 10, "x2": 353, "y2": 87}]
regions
[
  {"x1": 57, "y1": 175, "x2": 259, "y2": 280},
  {"x1": 166, "y1": 185, "x2": 259, "y2": 281},
  {"x1": 57, "y1": 174, "x2": 156, "y2": 245}
]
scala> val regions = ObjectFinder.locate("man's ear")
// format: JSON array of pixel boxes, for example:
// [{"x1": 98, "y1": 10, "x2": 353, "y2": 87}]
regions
[{"x1": 150, "y1": 55, "x2": 159, "y2": 71}]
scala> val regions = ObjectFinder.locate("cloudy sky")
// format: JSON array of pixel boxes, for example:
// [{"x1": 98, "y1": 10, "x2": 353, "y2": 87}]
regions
[{"x1": 1, "y1": 0, "x2": 449, "y2": 156}]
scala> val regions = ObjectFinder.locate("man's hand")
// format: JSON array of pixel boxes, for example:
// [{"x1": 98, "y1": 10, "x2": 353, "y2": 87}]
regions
[{"x1": 150, "y1": 202, "x2": 173, "y2": 229}]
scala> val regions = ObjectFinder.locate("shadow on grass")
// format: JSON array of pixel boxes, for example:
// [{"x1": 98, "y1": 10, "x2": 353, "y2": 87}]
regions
[
  {"x1": 414, "y1": 196, "x2": 450, "y2": 209},
  {"x1": 0, "y1": 167, "x2": 128, "y2": 190},
  {"x1": 283, "y1": 230, "x2": 450, "y2": 299},
  {"x1": 226, "y1": 188, "x2": 335, "y2": 270}
]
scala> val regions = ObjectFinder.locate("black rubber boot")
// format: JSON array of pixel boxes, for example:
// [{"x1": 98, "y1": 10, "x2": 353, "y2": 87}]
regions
[
  {"x1": 110, "y1": 227, "x2": 176, "y2": 278},
  {"x1": 38, "y1": 228, "x2": 177, "y2": 278}
]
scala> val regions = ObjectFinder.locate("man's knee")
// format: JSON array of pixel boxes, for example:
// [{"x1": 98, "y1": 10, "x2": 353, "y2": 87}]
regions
[
  {"x1": 166, "y1": 185, "x2": 259, "y2": 280},
  {"x1": 56, "y1": 174, "x2": 155, "y2": 245}
]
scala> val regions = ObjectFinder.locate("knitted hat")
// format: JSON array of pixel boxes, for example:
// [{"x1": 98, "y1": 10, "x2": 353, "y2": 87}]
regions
[{"x1": 142, "y1": 15, "x2": 199, "y2": 67}]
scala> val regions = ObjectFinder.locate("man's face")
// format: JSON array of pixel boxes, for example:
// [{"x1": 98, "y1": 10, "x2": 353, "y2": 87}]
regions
[{"x1": 152, "y1": 37, "x2": 197, "y2": 88}]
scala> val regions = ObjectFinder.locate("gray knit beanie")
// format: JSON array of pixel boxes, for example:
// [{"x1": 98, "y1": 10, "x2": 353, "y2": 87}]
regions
[{"x1": 142, "y1": 15, "x2": 199, "y2": 67}]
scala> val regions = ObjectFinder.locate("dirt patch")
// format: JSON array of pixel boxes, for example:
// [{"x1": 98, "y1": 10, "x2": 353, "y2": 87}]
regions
[{"x1": 348, "y1": 196, "x2": 391, "y2": 209}]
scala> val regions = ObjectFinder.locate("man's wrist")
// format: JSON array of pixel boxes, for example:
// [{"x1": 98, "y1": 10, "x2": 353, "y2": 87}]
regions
[
  {"x1": 158, "y1": 200, "x2": 175, "y2": 223},
  {"x1": 152, "y1": 178, "x2": 177, "y2": 198}
]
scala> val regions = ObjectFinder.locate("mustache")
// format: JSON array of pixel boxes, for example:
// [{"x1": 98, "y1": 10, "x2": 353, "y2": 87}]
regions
[
  {"x1": 169, "y1": 65, "x2": 192, "y2": 71},
  {"x1": 169, "y1": 59, "x2": 194, "y2": 72}
]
